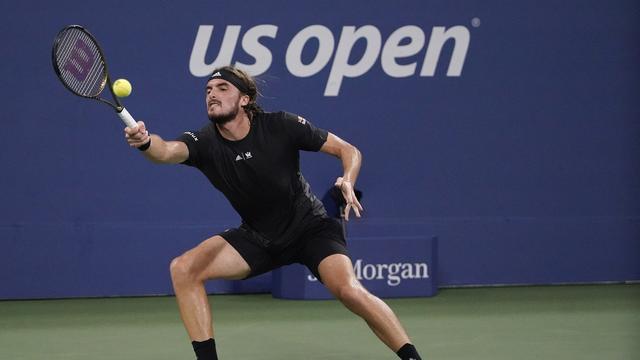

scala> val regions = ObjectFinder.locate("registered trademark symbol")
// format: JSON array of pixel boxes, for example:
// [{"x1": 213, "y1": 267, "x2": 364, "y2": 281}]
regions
[{"x1": 471, "y1": 17, "x2": 481, "y2": 27}]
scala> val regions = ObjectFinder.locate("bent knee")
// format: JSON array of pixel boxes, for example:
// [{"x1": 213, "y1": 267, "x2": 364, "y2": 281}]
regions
[
  {"x1": 170, "y1": 254, "x2": 197, "y2": 283},
  {"x1": 334, "y1": 283, "x2": 370, "y2": 305}
]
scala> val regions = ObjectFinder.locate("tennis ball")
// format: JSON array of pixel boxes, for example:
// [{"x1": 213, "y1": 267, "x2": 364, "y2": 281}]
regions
[{"x1": 113, "y1": 79, "x2": 132, "y2": 97}]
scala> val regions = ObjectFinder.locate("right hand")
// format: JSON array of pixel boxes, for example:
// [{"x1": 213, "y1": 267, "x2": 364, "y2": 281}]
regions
[{"x1": 124, "y1": 121, "x2": 150, "y2": 149}]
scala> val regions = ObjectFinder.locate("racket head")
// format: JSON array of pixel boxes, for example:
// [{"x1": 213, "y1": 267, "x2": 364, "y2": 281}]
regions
[{"x1": 52, "y1": 25, "x2": 120, "y2": 108}]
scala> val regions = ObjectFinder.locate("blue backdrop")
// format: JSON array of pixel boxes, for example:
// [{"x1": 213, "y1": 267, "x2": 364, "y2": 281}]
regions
[{"x1": 1, "y1": 0, "x2": 638, "y2": 299}]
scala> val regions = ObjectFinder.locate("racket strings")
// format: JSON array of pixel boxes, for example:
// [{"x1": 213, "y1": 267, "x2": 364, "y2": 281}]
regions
[
  {"x1": 55, "y1": 29, "x2": 106, "y2": 97},
  {"x1": 61, "y1": 31, "x2": 103, "y2": 94}
]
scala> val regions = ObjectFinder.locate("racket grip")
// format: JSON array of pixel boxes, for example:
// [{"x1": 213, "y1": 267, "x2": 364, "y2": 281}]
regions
[{"x1": 117, "y1": 107, "x2": 138, "y2": 128}]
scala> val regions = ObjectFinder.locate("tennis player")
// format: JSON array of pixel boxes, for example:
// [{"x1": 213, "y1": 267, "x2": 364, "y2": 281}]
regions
[{"x1": 124, "y1": 66, "x2": 423, "y2": 360}]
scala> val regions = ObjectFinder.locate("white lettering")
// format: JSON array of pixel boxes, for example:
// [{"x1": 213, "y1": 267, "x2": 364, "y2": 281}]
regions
[
  {"x1": 421, "y1": 26, "x2": 470, "y2": 77},
  {"x1": 376, "y1": 263, "x2": 388, "y2": 280},
  {"x1": 326, "y1": 25, "x2": 382, "y2": 96},
  {"x1": 189, "y1": 25, "x2": 241, "y2": 76},
  {"x1": 387, "y1": 263, "x2": 401, "y2": 286},
  {"x1": 190, "y1": 23, "x2": 472, "y2": 95},
  {"x1": 363, "y1": 264, "x2": 376, "y2": 280},
  {"x1": 183, "y1": 131, "x2": 199, "y2": 142},
  {"x1": 381, "y1": 25, "x2": 425, "y2": 78},
  {"x1": 236, "y1": 25, "x2": 278, "y2": 75},
  {"x1": 286, "y1": 25, "x2": 335, "y2": 77},
  {"x1": 401, "y1": 263, "x2": 414, "y2": 279},
  {"x1": 307, "y1": 259, "x2": 429, "y2": 286},
  {"x1": 353, "y1": 259, "x2": 362, "y2": 279},
  {"x1": 415, "y1": 262, "x2": 429, "y2": 279}
]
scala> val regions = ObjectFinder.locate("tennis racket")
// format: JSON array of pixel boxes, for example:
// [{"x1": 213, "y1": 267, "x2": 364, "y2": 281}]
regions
[{"x1": 51, "y1": 25, "x2": 137, "y2": 128}]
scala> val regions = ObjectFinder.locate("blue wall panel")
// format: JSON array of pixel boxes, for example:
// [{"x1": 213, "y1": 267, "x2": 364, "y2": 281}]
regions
[{"x1": 0, "y1": 0, "x2": 638, "y2": 299}]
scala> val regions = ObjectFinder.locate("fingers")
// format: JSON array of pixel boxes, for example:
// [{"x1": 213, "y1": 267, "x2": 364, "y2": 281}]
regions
[
  {"x1": 127, "y1": 131, "x2": 150, "y2": 148},
  {"x1": 340, "y1": 185, "x2": 363, "y2": 221},
  {"x1": 352, "y1": 197, "x2": 364, "y2": 213},
  {"x1": 343, "y1": 198, "x2": 363, "y2": 221},
  {"x1": 124, "y1": 121, "x2": 150, "y2": 148},
  {"x1": 124, "y1": 121, "x2": 146, "y2": 135},
  {"x1": 334, "y1": 177, "x2": 364, "y2": 221}
]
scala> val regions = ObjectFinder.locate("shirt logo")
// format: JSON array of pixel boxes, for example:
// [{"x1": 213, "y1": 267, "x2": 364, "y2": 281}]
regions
[
  {"x1": 183, "y1": 131, "x2": 199, "y2": 141},
  {"x1": 235, "y1": 151, "x2": 253, "y2": 161}
]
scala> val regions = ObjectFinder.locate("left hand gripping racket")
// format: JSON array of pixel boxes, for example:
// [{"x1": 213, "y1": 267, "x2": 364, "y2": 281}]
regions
[{"x1": 52, "y1": 25, "x2": 137, "y2": 128}]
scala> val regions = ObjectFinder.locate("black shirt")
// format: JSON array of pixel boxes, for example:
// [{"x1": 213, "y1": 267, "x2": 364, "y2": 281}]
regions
[{"x1": 177, "y1": 111, "x2": 329, "y2": 246}]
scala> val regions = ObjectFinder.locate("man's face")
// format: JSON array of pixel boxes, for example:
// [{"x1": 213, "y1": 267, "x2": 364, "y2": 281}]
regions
[{"x1": 205, "y1": 78, "x2": 247, "y2": 125}]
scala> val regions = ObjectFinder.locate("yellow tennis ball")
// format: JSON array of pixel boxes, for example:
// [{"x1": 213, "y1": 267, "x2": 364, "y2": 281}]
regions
[{"x1": 112, "y1": 79, "x2": 132, "y2": 97}]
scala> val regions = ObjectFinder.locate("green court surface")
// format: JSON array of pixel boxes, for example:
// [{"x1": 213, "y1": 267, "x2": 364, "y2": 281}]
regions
[{"x1": 1, "y1": 284, "x2": 638, "y2": 359}]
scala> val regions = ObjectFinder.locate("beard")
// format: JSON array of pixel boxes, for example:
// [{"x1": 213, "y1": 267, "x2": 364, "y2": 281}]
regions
[{"x1": 208, "y1": 103, "x2": 240, "y2": 125}]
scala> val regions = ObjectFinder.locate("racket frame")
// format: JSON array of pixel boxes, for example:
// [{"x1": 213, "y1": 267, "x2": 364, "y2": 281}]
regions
[{"x1": 52, "y1": 25, "x2": 137, "y2": 128}]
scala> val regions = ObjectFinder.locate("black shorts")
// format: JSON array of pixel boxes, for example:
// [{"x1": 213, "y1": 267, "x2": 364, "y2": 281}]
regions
[{"x1": 219, "y1": 216, "x2": 348, "y2": 281}]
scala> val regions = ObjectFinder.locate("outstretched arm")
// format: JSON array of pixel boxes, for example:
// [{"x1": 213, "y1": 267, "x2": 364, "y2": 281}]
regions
[
  {"x1": 124, "y1": 121, "x2": 189, "y2": 164},
  {"x1": 320, "y1": 132, "x2": 364, "y2": 220}
]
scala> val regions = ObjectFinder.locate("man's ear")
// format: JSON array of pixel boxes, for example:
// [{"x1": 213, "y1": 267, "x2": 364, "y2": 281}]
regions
[{"x1": 241, "y1": 94, "x2": 250, "y2": 106}]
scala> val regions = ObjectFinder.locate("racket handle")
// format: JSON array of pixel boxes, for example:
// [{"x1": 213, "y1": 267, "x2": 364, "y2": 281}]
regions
[{"x1": 117, "y1": 107, "x2": 138, "y2": 129}]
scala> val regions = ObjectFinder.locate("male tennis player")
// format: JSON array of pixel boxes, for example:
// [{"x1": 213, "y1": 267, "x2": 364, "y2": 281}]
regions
[{"x1": 124, "y1": 66, "x2": 423, "y2": 360}]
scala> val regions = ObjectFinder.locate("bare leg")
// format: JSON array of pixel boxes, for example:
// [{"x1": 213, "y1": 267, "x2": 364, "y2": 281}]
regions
[
  {"x1": 318, "y1": 254, "x2": 411, "y2": 352},
  {"x1": 169, "y1": 235, "x2": 251, "y2": 341}
]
